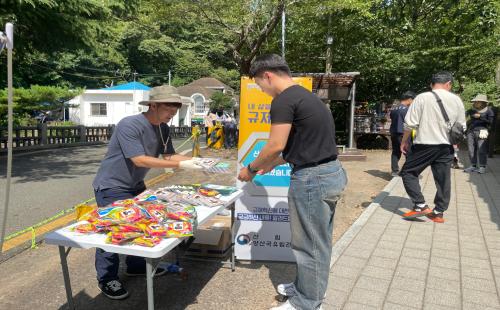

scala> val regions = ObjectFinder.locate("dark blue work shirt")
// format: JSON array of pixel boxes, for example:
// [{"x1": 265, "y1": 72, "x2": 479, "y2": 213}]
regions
[
  {"x1": 466, "y1": 107, "x2": 494, "y2": 131},
  {"x1": 92, "y1": 114, "x2": 175, "y2": 191},
  {"x1": 390, "y1": 105, "x2": 408, "y2": 134}
]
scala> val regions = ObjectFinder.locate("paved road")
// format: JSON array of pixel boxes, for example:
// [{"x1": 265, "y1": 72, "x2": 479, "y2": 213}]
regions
[{"x1": 0, "y1": 137, "x2": 203, "y2": 236}]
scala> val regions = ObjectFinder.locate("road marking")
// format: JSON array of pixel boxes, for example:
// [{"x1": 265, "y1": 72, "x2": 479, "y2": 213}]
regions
[{"x1": 1, "y1": 172, "x2": 173, "y2": 253}]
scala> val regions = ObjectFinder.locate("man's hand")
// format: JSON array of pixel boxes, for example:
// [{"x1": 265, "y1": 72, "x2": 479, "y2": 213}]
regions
[
  {"x1": 238, "y1": 167, "x2": 255, "y2": 182},
  {"x1": 401, "y1": 140, "x2": 409, "y2": 155},
  {"x1": 178, "y1": 159, "x2": 203, "y2": 170}
]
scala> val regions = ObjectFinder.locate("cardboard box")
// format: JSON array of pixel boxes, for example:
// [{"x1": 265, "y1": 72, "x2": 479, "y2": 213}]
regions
[{"x1": 186, "y1": 215, "x2": 232, "y2": 258}]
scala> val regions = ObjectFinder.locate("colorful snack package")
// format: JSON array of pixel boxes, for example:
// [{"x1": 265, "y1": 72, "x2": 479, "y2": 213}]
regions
[
  {"x1": 108, "y1": 223, "x2": 143, "y2": 233},
  {"x1": 134, "y1": 189, "x2": 157, "y2": 203},
  {"x1": 198, "y1": 188, "x2": 220, "y2": 197},
  {"x1": 146, "y1": 206, "x2": 168, "y2": 223},
  {"x1": 96, "y1": 206, "x2": 124, "y2": 219},
  {"x1": 111, "y1": 199, "x2": 136, "y2": 207},
  {"x1": 112, "y1": 207, "x2": 144, "y2": 223},
  {"x1": 105, "y1": 232, "x2": 143, "y2": 245},
  {"x1": 139, "y1": 222, "x2": 168, "y2": 237},
  {"x1": 165, "y1": 203, "x2": 197, "y2": 222},
  {"x1": 200, "y1": 184, "x2": 238, "y2": 196},
  {"x1": 132, "y1": 235, "x2": 162, "y2": 247},
  {"x1": 165, "y1": 220, "x2": 194, "y2": 237},
  {"x1": 76, "y1": 204, "x2": 98, "y2": 221},
  {"x1": 73, "y1": 222, "x2": 97, "y2": 234}
]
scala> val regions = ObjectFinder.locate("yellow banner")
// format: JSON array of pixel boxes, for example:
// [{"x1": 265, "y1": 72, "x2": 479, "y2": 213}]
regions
[{"x1": 238, "y1": 77, "x2": 313, "y2": 147}]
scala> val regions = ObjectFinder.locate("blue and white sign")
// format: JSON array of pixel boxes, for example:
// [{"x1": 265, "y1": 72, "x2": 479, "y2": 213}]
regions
[{"x1": 240, "y1": 139, "x2": 291, "y2": 188}]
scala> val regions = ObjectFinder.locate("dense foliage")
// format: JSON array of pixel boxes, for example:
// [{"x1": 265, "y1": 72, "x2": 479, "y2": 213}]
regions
[{"x1": 0, "y1": 0, "x2": 498, "y2": 123}]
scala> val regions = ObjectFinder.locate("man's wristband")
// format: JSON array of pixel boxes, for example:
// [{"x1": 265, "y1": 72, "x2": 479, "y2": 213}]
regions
[{"x1": 247, "y1": 163, "x2": 258, "y2": 174}]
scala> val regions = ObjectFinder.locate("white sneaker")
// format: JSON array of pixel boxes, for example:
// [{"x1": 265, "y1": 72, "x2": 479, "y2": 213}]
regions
[
  {"x1": 270, "y1": 300, "x2": 298, "y2": 310},
  {"x1": 478, "y1": 167, "x2": 486, "y2": 174},
  {"x1": 270, "y1": 300, "x2": 322, "y2": 310},
  {"x1": 277, "y1": 282, "x2": 298, "y2": 297},
  {"x1": 464, "y1": 166, "x2": 478, "y2": 173}
]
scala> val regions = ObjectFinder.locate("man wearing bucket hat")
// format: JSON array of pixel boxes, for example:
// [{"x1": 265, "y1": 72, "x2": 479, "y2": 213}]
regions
[
  {"x1": 92, "y1": 85, "x2": 202, "y2": 300},
  {"x1": 464, "y1": 94, "x2": 494, "y2": 174}
]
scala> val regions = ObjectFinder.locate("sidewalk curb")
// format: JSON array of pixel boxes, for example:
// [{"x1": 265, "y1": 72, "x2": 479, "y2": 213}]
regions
[{"x1": 329, "y1": 176, "x2": 401, "y2": 269}]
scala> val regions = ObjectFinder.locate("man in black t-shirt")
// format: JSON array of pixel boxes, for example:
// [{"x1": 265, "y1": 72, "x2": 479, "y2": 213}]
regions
[{"x1": 238, "y1": 54, "x2": 347, "y2": 310}]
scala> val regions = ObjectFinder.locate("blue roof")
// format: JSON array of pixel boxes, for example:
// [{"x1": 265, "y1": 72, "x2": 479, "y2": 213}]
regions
[{"x1": 102, "y1": 82, "x2": 150, "y2": 91}]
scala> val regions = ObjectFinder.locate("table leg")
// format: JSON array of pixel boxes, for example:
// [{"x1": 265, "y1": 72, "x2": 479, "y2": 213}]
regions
[
  {"x1": 58, "y1": 246, "x2": 75, "y2": 310},
  {"x1": 230, "y1": 202, "x2": 235, "y2": 272},
  {"x1": 145, "y1": 258, "x2": 155, "y2": 310}
]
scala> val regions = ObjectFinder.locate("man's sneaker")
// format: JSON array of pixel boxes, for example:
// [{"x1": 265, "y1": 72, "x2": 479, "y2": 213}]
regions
[
  {"x1": 270, "y1": 300, "x2": 298, "y2": 310},
  {"x1": 464, "y1": 166, "x2": 478, "y2": 173},
  {"x1": 124, "y1": 266, "x2": 168, "y2": 277},
  {"x1": 478, "y1": 167, "x2": 486, "y2": 174},
  {"x1": 98, "y1": 279, "x2": 129, "y2": 300},
  {"x1": 277, "y1": 282, "x2": 297, "y2": 297},
  {"x1": 403, "y1": 205, "x2": 432, "y2": 219},
  {"x1": 391, "y1": 172, "x2": 400, "y2": 177},
  {"x1": 427, "y1": 210, "x2": 445, "y2": 223},
  {"x1": 452, "y1": 158, "x2": 460, "y2": 169}
]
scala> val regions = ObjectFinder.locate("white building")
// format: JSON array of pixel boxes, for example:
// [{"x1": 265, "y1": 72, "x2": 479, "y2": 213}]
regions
[
  {"x1": 177, "y1": 77, "x2": 237, "y2": 125},
  {"x1": 68, "y1": 82, "x2": 192, "y2": 127}
]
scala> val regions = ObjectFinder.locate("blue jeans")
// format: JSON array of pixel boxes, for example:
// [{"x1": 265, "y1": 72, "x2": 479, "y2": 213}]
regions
[
  {"x1": 94, "y1": 185, "x2": 146, "y2": 284},
  {"x1": 288, "y1": 160, "x2": 347, "y2": 309}
]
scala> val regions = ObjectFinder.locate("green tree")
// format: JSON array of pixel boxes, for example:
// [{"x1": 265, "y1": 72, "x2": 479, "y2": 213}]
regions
[
  {"x1": 0, "y1": 85, "x2": 81, "y2": 126},
  {"x1": 209, "y1": 91, "x2": 234, "y2": 112}
]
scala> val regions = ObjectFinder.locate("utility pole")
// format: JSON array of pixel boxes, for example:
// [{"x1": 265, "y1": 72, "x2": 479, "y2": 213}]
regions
[
  {"x1": 133, "y1": 71, "x2": 138, "y2": 82},
  {"x1": 281, "y1": 8, "x2": 286, "y2": 59},
  {"x1": 1, "y1": 22, "x2": 14, "y2": 255},
  {"x1": 168, "y1": 70, "x2": 171, "y2": 86},
  {"x1": 325, "y1": 14, "x2": 333, "y2": 74}
]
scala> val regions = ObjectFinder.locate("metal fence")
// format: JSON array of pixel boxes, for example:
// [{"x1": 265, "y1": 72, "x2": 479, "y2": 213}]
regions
[
  {"x1": 0, "y1": 124, "x2": 114, "y2": 150},
  {"x1": 0, "y1": 124, "x2": 193, "y2": 150}
]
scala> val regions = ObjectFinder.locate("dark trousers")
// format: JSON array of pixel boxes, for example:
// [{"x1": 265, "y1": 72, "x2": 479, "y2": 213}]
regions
[
  {"x1": 400, "y1": 144, "x2": 454, "y2": 213},
  {"x1": 467, "y1": 131, "x2": 488, "y2": 167},
  {"x1": 223, "y1": 123, "x2": 237, "y2": 148},
  {"x1": 391, "y1": 134, "x2": 403, "y2": 173},
  {"x1": 94, "y1": 185, "x2": 146, "y2": 284}
]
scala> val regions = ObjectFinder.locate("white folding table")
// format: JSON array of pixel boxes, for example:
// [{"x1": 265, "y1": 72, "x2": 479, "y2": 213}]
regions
[{"x1": 45, "y1": 190, "x2": 243, "y2": 310}]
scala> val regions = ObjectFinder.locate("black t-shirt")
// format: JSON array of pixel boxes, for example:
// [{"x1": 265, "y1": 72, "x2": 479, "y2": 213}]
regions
[{"x1": 270, "y1": 84, "x2": 338, "y2": 166}]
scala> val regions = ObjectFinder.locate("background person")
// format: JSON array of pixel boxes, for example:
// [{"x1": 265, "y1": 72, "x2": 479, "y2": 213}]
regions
[
  {"x1": 92, "y1": 85, "x2": 202, "y2": 300},
  {"x1": 389, "y1": 91, "x2": 416, "y2": 176},
  {"x1": 464, "y1": 94, "x2": 494, "y2": 174},
  {"x1": 400, "y1": 71, "x2": 466, "y2": 223}
]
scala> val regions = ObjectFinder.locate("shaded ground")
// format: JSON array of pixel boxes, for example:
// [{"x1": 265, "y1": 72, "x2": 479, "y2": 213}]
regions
[{"x1": 0, "y1": 149, "x2": 394, "y2": 310}]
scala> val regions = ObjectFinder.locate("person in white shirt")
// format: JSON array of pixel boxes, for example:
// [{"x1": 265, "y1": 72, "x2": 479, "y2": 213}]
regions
[{"x1": 399, "y1": 71, "x2": 466, "y2": 223}]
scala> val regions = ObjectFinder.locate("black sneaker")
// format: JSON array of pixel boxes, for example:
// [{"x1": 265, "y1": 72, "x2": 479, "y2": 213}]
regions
[
  {"x1": 98, "y1": 279, "x2": 129, "y2": 300},
  {"x1": 124, "y1": 266, "x2": 168, "y2": 277}
]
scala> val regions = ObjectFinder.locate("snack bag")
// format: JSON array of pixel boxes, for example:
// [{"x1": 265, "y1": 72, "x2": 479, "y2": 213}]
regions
[
  {"x1": 108, "y1": 223, "x2": 143, "y2": 233},
  {"x1": 76, "y1": 204, "x2": 98, "y2": 221},
  {"x1": 73, "y1": 222, "x2": 97, "y2": 234},
  {"x1": 105, "y1": 232, "x2": 142, "y2": 245},
  {"x1": 146, "y1": 205, "x2": 168, "y2": 223},
  {"x1": 200, "y1": 184, "x2": 238, "y2": 196},
  {"x1": 114, "y1": 207, "x2": 144, "y2": 223},
  {"x1": 140, "y1": 222, "x2": 168, "y2": 237},
  {"x1": 166, "y1": 203, "x2": 197, "y2": 222},
  {"x1": 198, "y1": 188, "x2": 219, "y2": 197},
  {"x1": 166, "y1": 220, "x2": 194, "y2": 237},
  {"x1": 111, "y1": 199, "x2": 136, "y2": 207},
  {"x1": 96, "y1": 206, "x2": 124, "y2": 220},
  {"x1": 133, "y1": 235, "x2": 162, "y2": 247},
  {"x1": 134, "y1": 190, "x2": 158, "y2": 203}
]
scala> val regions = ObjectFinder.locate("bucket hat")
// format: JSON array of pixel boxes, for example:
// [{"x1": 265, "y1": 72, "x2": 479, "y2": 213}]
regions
[
  {"x1": 471, "y1": 94, "x2": 489, "y2": 103},
  {"x1": 139, "y1": 85, "x2": 183, "y2": 105}
]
